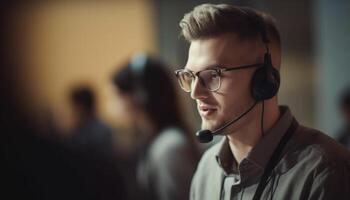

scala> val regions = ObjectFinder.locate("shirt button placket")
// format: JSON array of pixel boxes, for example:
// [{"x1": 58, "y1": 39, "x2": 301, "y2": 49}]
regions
[
  {"x1": 228, "y1": 175, "x2": 242, "y2": 200},
  {"x1": 230, "y1": 184, "x2": 242, "y2": 200}
]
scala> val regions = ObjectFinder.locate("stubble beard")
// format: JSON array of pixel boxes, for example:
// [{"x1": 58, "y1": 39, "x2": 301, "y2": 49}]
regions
[{"x1": 201, "y1": 118, "x2": 223, "y2": 132}]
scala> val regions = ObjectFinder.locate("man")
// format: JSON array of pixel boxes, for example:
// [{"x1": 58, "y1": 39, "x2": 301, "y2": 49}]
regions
[
  {"x1": 68, "y1": 86, "x2": 114, "y2": 158},
  {"x1": 175, "y1": 4, "x2": 350, "y2": 200}
]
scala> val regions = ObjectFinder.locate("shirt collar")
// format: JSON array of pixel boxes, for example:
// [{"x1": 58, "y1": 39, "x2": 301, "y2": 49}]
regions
[
  {"x1": 215, "y1": 137, "x2": 236, "y2": 174},
  {"x1": 215, "y1": 106, "x2": 293, "y2": 174}
]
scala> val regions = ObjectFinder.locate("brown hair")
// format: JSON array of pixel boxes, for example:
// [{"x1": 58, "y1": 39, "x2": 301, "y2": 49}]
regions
[{"x1": 179, "y1": 4, "x2": 280, "y2": 48}]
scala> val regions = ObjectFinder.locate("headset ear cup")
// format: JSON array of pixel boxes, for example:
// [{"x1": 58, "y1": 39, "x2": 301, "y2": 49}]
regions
[
  {"x1": 251, "y1": 66, "x2": 280, "y2": 101},
  {"x1": 130, "y1": 53, "x2": 149, "y2": 107},
  {"x1": 267, "y1": 67, "x2": 280, "y2": 98}
]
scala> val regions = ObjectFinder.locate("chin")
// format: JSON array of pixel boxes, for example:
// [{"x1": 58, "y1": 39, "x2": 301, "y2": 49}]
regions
[{"x1": 201, "y1": 120, "x2": 221, "y2": 131}]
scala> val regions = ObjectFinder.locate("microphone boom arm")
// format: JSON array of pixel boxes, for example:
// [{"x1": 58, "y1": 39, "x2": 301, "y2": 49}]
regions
[{"x1": 212, "y1": 101, "x2": 258, "y2": 135}]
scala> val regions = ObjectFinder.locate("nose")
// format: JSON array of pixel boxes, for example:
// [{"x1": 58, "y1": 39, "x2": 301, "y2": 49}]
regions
[{"x1": 190, "y1": 77, "x2": 208, "y2": 100}]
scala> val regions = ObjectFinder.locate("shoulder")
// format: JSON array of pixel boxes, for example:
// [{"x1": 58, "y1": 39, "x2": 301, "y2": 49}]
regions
[
  {"x1": 196, "y1": 139, "x2": 223, "y2": 170},
  {"x1": 297, "y1": 125, "x2": 350, "y2": 160},
  {"x1": 291, "y1": 126, "x2": 350, "y2": 199},
  {"x1": 192, "y1": 138, "x2": 224, "y2": 182},
  {"x1": 285, "y1": 124, "x2": 350, "y2": 172},
  {"x1": 147, "y1": 128, "x2": 195, "y2": 165},
  {"x1": 150, "y1": 128, "x2": 187, "y2": 154},
  {"x1": 190, "y1": 139, "x2": 224, "y2": 200},
  {"x1": 89, "y1": 119, "x2": 113, "y2": 135}
]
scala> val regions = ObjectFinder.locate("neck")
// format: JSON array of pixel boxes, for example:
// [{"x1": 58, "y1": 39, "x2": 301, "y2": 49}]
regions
[{"x1": 227, "y1": 101, "x2": 280, "y2": 164}]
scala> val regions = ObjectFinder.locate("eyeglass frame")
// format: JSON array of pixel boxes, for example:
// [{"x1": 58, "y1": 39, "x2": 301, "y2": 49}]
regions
[{"x1": 174, "y1": 63, "x2": 263, "y2": 92}]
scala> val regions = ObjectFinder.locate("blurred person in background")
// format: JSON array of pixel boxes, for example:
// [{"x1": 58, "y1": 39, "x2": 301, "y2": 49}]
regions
[
  {"x1": 337, "y1": 87, "x2": 350, "y2": 149},
  {"x1": 175, "y1": 3, "x2": 350, "y2": 200},
  {"x1": 0, "y1": 5, "x2": 128, "y2": 199},
  {"x1": 112, "y1": 53, "x2": 199, "y2": 200},
  {"x1": 68, "y1": 86, "x2": 115, "y2": 158}
]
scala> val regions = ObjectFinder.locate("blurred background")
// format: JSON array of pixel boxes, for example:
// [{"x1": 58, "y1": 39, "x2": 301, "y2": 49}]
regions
[
  {"x1": 2, "y1": 0, "x2": 350, "y2": 140},
  {"x1": 1, "y1": 0, "x2": 350, "y2": 199}
]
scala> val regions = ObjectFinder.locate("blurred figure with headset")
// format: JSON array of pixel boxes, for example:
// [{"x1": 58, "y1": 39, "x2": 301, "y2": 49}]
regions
[
  {"x1": 0, "y1": 8, "x2": 127, "y2": 200},
  {"x1": 112, "y1": 53, "x2": 199, "y2": 200},
  {"x1": 175, "y1": 3, "x2": 350, "y2": 200}
]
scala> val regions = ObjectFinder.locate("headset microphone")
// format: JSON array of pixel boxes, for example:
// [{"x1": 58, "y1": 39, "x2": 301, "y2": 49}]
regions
[{"x1": 196, "y1": 101, "x2": 258, "y2": 143}]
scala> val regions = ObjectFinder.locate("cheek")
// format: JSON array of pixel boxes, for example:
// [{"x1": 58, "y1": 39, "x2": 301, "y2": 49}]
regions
[
  {"x1": 214, "y1": 77, "x2": 253, "y2": 116},
  {"x1": 218, "y1": 75, "x2": 252, "y2": 100}
]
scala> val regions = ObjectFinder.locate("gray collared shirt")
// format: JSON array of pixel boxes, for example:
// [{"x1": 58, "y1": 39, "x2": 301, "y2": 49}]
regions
[{"x1": 190, "y1": 106, "x2": 350, "y2": 200}]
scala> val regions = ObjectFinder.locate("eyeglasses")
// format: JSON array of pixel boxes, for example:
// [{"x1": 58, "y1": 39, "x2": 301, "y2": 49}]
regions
[{"x1": 174, "y1": 63, "x2": 262, "y2": 92}]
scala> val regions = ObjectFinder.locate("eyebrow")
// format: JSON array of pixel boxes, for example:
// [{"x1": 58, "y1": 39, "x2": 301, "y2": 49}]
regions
[{"x1": 184, "y1": 64, "x2": 222, "y2": 72}]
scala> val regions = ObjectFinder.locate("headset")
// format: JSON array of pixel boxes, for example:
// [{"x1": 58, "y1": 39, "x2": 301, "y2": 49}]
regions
[
  {"x1": 240, "y1": 7, "x2": 280, "y2": 101},
  {"x1": 129, "y1": 53, "x2": 149, "y2": 107}
]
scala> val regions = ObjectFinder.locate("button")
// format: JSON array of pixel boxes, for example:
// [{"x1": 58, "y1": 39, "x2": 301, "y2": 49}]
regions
[{"x1": 233, "y1": 177, "x2": 241, "y2": 185}]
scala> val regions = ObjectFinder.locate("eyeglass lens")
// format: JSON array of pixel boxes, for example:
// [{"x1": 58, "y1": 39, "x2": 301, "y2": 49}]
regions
[{"x1": 177, "y1": 70, "x2": 220, "y2": 92}]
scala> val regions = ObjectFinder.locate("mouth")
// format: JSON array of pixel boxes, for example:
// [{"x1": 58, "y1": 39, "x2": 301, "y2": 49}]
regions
[{"x1": 198, "y1": 104, "x2": 217, "y2": 118}]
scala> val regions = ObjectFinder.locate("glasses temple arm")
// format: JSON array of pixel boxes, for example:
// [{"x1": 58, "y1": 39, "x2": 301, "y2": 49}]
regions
[{"x1": 223, "y1": 63, "x2": 263, "y2": 71}]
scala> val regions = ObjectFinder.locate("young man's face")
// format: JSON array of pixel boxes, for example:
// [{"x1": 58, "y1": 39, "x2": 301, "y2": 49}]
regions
[{"x1": 184, "y1": 33, "x2": 264, "y2": 134}]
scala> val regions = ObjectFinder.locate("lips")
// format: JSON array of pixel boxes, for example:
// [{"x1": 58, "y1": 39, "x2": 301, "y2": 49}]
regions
[{"x1": 198, "y1": 103, "x2": 217, "y2": 118}]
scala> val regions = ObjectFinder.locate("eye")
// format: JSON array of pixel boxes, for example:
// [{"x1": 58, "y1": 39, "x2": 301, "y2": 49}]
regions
[
  {"x1": 209, "y1": 70, "x2": 220, "y2": 79},
  {"x1": 211, "y1": 71, "x2": 218, "y2": 78},
  {"x1": 199, "y1": 70, "x2": 221, "y2": 91}
]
